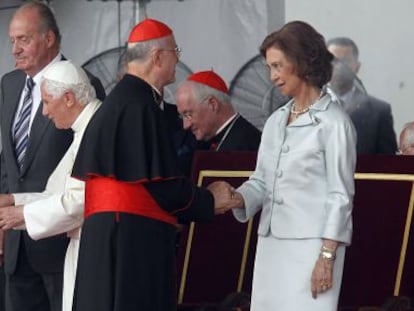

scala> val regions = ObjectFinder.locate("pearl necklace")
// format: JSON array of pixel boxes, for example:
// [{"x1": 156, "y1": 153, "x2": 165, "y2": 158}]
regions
[
  {"x1": 290, "y1": 88, "x2": 325, "y2": 120},
  {"x1": 290, "y1": 103, "x2": 314, "y2": 118}
]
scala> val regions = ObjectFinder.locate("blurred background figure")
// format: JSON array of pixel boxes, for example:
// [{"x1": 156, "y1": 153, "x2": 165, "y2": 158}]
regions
[
  {"x1": 327, "y1": 37, "x2": 397, "y2": 155},
  {"x1": 398, "y1": 122, "x2": 414, "y2": 155}
]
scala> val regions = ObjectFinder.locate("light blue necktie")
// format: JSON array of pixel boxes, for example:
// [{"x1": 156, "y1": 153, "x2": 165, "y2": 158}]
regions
[{"x1": 14, "y1": 77, "x2": 34, "y2": 170}]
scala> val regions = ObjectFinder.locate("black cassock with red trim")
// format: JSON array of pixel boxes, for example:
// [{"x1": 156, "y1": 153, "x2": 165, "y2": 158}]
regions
[{"x1": 71, "y1": 74, "x2": 214, "y2": 311}]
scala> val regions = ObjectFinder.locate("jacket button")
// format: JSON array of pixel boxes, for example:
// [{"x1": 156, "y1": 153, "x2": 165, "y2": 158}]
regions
[
  {"x1": 277, "y1": 170, "x2": 283, "y2": 178},
  {"x1": 282, "y1": 145, "x2": 289, "y2": 153},
  {"x1": 275, "y1": 197, "x2": 283, "y2": 204},
  {"x1": 19, "y1": 178, "x2": 24, "y2": 182}
]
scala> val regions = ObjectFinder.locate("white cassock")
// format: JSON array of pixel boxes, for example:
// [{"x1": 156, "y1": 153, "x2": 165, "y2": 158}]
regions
[{"x1": 13, "y1": 99, "x2": 101, "y2": 311}]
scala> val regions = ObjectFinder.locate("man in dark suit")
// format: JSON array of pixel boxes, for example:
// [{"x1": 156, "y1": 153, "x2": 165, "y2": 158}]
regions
[
  {"x1": 327, "y1": 37, "x2": 397, "y2": 154},
  {"x1": 0, "y1": 2, "x2": 105, "y2": 311},
  {"x1": 175, "y1": 70, "x2": 261, "y2": 173}
]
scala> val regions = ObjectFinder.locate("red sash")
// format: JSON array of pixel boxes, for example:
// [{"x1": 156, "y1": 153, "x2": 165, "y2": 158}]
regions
[{"x1": 84, "y1": 177, "x2": 177, "y2": 225}]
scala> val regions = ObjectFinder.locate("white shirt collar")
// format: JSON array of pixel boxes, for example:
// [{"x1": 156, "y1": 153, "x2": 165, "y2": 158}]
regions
[
  {"x1": 71, "y1": 99, "x2": 101, "y2": 134},
  {"x1": 32, "y1": 53, "x2": 63, "y2": 86},
  {"x1": 338, "y1": 86, "x2": 356, "y2": 106}
]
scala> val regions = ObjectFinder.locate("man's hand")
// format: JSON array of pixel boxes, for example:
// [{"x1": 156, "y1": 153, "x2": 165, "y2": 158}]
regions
[{"x1": 0, "y1": 206, "x2": 24, "y2": 230}]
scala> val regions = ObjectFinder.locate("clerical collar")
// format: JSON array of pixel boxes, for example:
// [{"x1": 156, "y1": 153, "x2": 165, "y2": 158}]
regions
[
  {"x1": 209, "y1": 113, "x2": 240, "y2": 151},
  {"x1": 71, "y1": 98, "x2": 101, "y2": 134},
  {"x1": 149, "y1": 84, "x2": 164, "y2": 110},
  {"x1": 215, "y1": 113, "x2": 238, "y2": 136}
]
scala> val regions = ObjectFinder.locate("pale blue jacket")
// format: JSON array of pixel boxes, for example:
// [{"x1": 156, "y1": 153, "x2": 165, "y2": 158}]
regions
[{"x1": 233, "y1": 94, "x2": 357, "y2": 244}]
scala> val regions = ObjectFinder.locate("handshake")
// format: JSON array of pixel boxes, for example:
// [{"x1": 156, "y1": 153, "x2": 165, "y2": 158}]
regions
[{"x1": 206, "y1": 181, "x2": 244, "y2": 215}]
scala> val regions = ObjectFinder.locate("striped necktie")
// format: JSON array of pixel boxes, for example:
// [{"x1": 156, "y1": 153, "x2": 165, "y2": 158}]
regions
[{"x1": 14, "y1": 77, "x2": 35, "y2": 170}]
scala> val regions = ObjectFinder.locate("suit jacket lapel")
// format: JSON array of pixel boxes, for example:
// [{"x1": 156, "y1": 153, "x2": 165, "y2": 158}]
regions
[
  {"x1": 3, "y1": 75, "x2": 25, "y2": 172},
  {"x1": 278, "y1": 101, "x2": 315, "y2": 129},
  {"x1": 349, "y1": 89, "x2": 370, "y2": 123},
  {"x1": 22, "y1": 54, "x2": 65, "y2": 173},
  {"x1": 289, "y1": 113, "x2": 315, "y2": 127},
  {"x1": 20, "y1": 104, "x2": 50, "y2": 175},
  {"x1": 287, "y1": 94, "x2": 330, "y2": 127},
  {"x1": 278, "y1": 104, "x2": 290, "y2": 139}
]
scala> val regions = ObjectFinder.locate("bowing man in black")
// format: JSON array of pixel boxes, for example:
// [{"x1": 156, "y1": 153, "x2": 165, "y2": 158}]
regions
[
  {"x1": 117, "y1": 48, "x2": 197, "y2": 177},
  {"x1": 71, "y1": 19, "x2": 232, "y2": 311},
  {"x1": 175, "y1": 70, "x2": 261, "y2": 170}
]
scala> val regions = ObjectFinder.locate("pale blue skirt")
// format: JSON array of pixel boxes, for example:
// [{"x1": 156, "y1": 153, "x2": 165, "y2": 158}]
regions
[{"x1": 250, "y1": 236, "x2": 346, "y2": 311}]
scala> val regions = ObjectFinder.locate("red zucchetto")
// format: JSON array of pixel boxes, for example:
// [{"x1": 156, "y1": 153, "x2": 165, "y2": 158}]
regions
[
  {"x1": 128, "y1": 18, "x2": 173, "y2": 43},
  {"x1": 187, "y1": 70, "x2": 229, "y2": 94}
]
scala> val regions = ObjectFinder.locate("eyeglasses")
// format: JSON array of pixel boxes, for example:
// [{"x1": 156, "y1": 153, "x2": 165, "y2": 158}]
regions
[
  {"x1": 179, "y1": 111, "x2": 193, "y2": 121},
  {"x1": 178, "y1": 96, "x2": 211, "y2": 121},
  {"x1": 160, "y1": 46, "x2": 181, "y2": 58}
]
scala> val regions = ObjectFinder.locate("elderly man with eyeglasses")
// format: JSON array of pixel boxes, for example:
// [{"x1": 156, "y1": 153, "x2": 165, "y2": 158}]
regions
[{"x1": 175, "y1": 70, "x2": 261, "y2": 156}]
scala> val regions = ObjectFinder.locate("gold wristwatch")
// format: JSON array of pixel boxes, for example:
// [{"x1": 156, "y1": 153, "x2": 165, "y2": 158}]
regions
[{"x1": 320, "y1": 246, "x2": 336, "y2": 261}]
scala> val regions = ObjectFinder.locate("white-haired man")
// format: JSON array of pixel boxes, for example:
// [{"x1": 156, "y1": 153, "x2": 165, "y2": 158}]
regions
[
  {"x1": 175, "y1": 70, "x2": 261, "y2": 152},
  {"x1": 0, "y1": 60, "x2": 101, "y2": 311}
]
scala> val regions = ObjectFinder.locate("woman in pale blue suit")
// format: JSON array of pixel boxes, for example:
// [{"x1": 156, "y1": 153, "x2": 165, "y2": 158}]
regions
[{"x1": 230, "y1": 21, "x2": 356, "y2": 310}]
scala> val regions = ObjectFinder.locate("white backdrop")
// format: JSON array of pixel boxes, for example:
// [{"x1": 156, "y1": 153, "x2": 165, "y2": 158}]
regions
[
  {"x1": 0, "y1": 0, "x2": 283, "y2": 84},
  {"x1": 1, "y1": 0, "x2": 413, "y2": 136}
]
